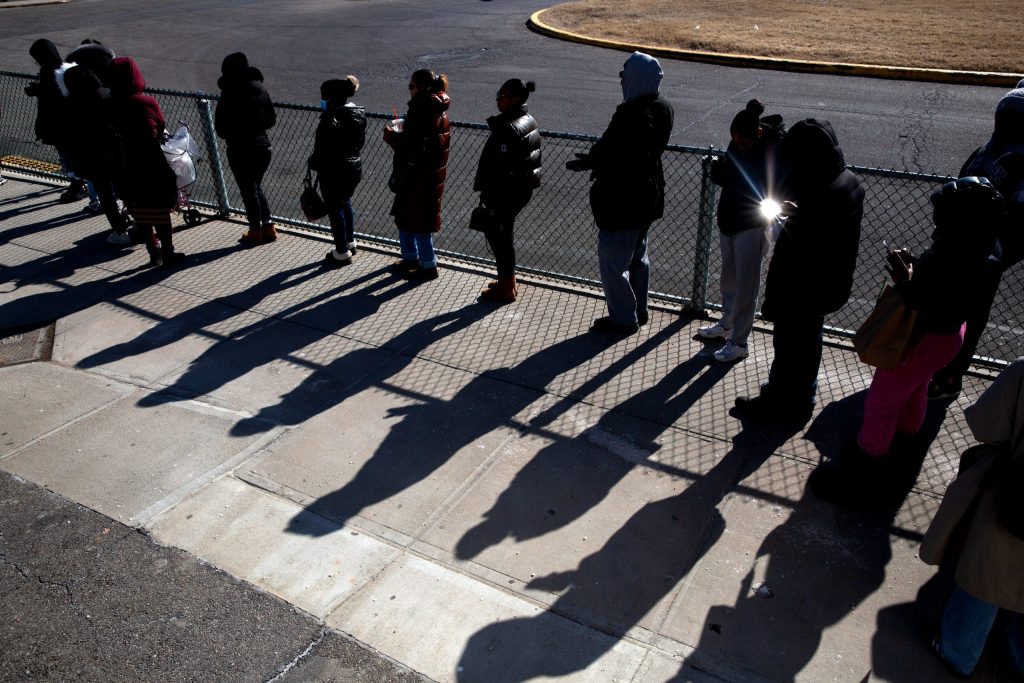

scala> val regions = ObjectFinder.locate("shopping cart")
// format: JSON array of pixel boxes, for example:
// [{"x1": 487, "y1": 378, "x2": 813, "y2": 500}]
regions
[{"x1": 161, "y1": 122, "x2": 204, "y2": 226}]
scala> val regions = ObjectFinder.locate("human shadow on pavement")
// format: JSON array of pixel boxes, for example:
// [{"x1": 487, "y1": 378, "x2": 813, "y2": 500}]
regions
[
  {"x1": 136, "y1": 270, "x2": 420, "y2": 414},
  {"x1": 455, "y1": 413, "x2": 807, "y2": 682},
  {"x1": 676, "y1": 393, "x2": 954, "y2": 682},
  {"x1": 455, "y1": 343, "x2": 733, "y2": 561},
  {"x1": 283, "y1": 319, "x2": 647, "y2": 537},
  {"x1": 77, "y1": 260, "x2": 331, "y2": 370},
  {"x1": 0, "y1": 243, "x2": 237, "y2": 329}
]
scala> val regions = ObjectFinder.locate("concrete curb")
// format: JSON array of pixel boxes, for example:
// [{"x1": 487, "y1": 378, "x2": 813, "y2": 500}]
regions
[
  {"x1": 528, "y1": 8, "x2": 1023, "y2": 88},
  {"x1": 0, "y1": 0, "x2": 70, "y2": 8}
]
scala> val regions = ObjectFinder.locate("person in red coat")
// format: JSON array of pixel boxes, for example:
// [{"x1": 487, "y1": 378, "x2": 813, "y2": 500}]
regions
[
  {"x1": 384, "y1": 69, "x2": 451, "y2": 281},
  {"x1": 108, "y1": 56, "x2": 184, "y2": 268}
]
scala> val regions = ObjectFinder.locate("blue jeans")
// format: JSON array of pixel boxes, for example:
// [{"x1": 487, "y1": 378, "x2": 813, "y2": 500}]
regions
[
  {"x1": 939, "y1": 586, "x2": 1024, "y2": 677},
  {"x1": 598, "y1": 228, "x2": 649, "y2": 326},
  {"x1": 327, "y1": 197, "x2": 355, "y2": 252},
  {"x1": 399, "y1": 230, "x2": 436, "y2": 268}
]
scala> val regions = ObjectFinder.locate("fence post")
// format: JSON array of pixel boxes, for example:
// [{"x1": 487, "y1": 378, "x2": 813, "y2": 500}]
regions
[
  {"x1": 686, "y1": 147, "x2": 719, "y2": 313},
  {"x1": 195, "y1": 98, "x2": 231, "y2": 215}
]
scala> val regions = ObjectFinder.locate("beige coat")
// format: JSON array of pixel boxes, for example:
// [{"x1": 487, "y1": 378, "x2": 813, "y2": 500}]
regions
[{"x1": 920, "y1": 358, "x2": 1024, "y2": 613}]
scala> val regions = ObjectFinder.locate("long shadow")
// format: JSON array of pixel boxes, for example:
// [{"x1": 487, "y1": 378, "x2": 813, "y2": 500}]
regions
[
  {"x1": 2, "y1": 228, "x2": 136, "y2": 292},
  {"x1": 137, "y1": 270, "x2": 421, "y2": 413},
  {"x1": 0, "y1": 243, "x2": 237, "y2": 329},
  {"x1": 455, "y1": 413, "x2": 807, "y2": 682},
  {"x1": 455, "y1": 346, "x2": 733, "y2": 561},
  {"x1": 283, "y1": 320, "x2": 645, "y2": 536},
  {"x1": 676, "y1": 394, "x2": 954, "y2": 682},
  {"x1": 77, "y1": 260, "x2": 331, "y2": 370}
]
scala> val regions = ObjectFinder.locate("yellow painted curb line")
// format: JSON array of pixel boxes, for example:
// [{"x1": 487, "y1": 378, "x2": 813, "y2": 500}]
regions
[{"x1": 528, "y1": 8, "x2": 1023, "y2": 88}]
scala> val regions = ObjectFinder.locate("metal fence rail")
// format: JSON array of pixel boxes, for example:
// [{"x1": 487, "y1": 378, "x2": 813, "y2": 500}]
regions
[{"x1": 2, "y1": 70, "x2": 1019, "y2": 368}]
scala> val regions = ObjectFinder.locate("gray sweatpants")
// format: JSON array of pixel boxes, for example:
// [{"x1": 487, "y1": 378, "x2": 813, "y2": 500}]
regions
[{"x1": 718, "y1": 227, "x2": 769, "y2": 345}]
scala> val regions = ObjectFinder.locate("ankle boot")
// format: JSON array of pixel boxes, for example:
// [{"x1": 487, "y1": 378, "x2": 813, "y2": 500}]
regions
[
  {"x1": 480, "y1": 276, "x2": 517, "y2": 303},
  {"x1": 239, "y1": 227, "x2": 263, "y2": 244},
  {"x1": 261, "y1": 224, "x2": 278, "y2": 242}
]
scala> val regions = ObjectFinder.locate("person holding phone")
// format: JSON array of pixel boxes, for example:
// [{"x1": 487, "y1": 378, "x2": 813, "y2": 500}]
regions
[{"x1": 854, "y1": 177, "x2": 1003, "y2": 461}]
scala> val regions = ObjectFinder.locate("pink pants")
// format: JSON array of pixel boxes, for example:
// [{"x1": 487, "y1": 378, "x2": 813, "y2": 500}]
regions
[{"x1": 857, "y1": 324, "x2": 965, "y2": 456}]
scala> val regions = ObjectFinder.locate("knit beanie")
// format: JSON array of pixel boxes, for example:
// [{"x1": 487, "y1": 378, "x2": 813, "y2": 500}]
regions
[{"x1": 996, "y1": 88, "x2": 1024, "y2": 116}]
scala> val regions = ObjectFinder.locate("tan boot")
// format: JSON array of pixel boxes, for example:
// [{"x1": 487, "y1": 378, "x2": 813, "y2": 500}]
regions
[
  {"x1": 239, "y1": 227, "x2": 263, "y2": 244},
  {"x1": 480, "y1": 276, "x2": 517, "y2": 303},
  {"x1": 261, "y1": 224, "x2": 278, "y2": 242},
  {"x1": 479, "y1": 279, "x2": 500, "y2": 296}
]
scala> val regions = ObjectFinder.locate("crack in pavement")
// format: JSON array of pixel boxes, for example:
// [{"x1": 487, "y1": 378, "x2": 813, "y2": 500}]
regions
[{"x1": 263, "y1": 625, "x2": 328, "y2": 683}]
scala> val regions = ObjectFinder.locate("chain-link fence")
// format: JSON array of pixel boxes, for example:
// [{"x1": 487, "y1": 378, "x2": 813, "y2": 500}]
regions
[{"x1": 2, "y1": 70, "x2": 1020, "y2": 368}]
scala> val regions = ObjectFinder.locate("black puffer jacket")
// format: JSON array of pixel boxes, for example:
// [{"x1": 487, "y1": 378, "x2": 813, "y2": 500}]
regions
[
  {"x1": 309, "y1": 102, "x2": 366, "y2": 198},
  {"x1": 761, "y1": 119, "x2": 864, "y2": 320},
  {"x1": 474, "y1": 104, "x2": 542, "y2": 197},
  {"x1": 585, "y1": 94, "x2": 674, "y2": 230},
  {"x1": 215, "y1": 67, "x2": 276, "y2": 149}
]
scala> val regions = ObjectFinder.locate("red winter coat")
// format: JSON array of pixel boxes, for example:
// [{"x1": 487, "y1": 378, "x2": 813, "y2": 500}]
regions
[
  {"x1": 387, "y1": 91, "x2": 451, "y2": 234},
  {"x1": 108, "y1": 57, "x2": 177, "y2": 209}
]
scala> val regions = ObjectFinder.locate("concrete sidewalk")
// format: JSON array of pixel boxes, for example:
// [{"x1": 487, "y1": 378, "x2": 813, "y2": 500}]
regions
[{"x1": 0, "y1": 174, "x2": 996, "y2": 682}]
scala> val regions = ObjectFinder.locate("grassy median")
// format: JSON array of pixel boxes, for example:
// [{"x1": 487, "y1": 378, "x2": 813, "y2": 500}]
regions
[{"x1": 539, "y1": 0, "x2": 1022, "y2": 73}]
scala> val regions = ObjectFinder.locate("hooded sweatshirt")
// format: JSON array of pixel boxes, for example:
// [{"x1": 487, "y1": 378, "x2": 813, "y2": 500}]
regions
[
  {"x1": 27, "y1": 39, "x2": 68, "y2": 144},
  {"x1": 761, "y1": 119, "x2": 864, "y2": 319},
  {"x1": 215, "y1": 53, "x2": 276, "y2": 149},
  {"x1": 583, "y1": 52, "x2": 674, "y2": 230},
  {"x1": 67, "y1": 41, "x2": 116, "y2": 85},
  {"x1": 621, "y1": 51, "x2": 663, "y2": 103}
]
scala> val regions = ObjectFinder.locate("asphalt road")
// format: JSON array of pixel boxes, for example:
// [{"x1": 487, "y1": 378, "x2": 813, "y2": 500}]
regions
[{"x1": 0, "y1": 0, "x2": 1010, "y2": 174}]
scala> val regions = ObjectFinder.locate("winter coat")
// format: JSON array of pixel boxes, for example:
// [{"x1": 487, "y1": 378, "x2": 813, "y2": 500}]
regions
[
  {"x1": 309, "y1": 101, "x2": 366, "y2": 200},
  {"x1": 67, "y1": 42, "x2": 116, "y2": 86},
  {"x1": 960, "y1": 142, "x2": 1024, "y2": 266},
  {"x1": 26, "y1": 40, "x2": 67, "y2": 146},
  {"x1": 387, "y1": 91, "x2": 451, "y2": 234},
  {"x1": 473, "y1": 104, "x2": 542, "y2": 209},
  {"x1": 215, "y1": 67, "x2": 276, "y2": 151},
  {"x1": 711, "y1": 136, "x2": 775, "y2": 236},
  {"x1": 62, "y1": 65, "x2": 125, "y2": 181},
  {"x1": 761, "y1": 119, "x2": 864, "y2": 321},
  {"x1": 921, "y1": 358, "x2": 1024, "y2": 614},
  {"x1": 585, "y1": 94, "x2": 674, "y2": 231},
  {"x1": 894, "y1": 234, "x2": 1000, "y2": 336},
  {"x1": 107, "y1": 57, "x2": 176, "y2": 209}
]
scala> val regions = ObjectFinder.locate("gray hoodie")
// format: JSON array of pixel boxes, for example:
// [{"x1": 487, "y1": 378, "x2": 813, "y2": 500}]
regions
[{"x1": 621, "y1": 52, "x2": 663, "y2": 103}]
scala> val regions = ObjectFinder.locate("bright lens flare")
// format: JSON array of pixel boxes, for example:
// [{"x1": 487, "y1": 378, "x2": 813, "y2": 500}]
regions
[{"x1": 760, "y1": 198, "x2": 782, "y2": 221}]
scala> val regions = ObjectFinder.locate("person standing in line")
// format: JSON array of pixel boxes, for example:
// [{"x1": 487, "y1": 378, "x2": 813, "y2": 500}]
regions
[
  {"x1": 734, "y1": 119, "x2": 863, "y2": 422},
  {"x1": 566, "y1": 51, "x2": 674, "y2": 334},
  {"x1": 62, "y1": 64, "x2": 131, "y2": 244},
  {"x1": 108, "y1": 56, "x2": 184, "y2": 268},
  {"x1": 920, "y1": 357, "x2": 1024, "y2": 679},
  {"x1": 698, "y1": 99, "x2": 784, "y2": 362},
  {"x1": 26, "y1": 39, "x2": 88, "y2": 204},
  {"x1": 384, "y1": 68, "x2": 451, "y2": 282},
  {"x1": 309, "y1": 76, "x2": 366, "y2": 267},
  {"x1": 215, "y1": 52, "x2": 278, "y2": 245},
  {"x1": 928, "y1": 86, "x2": 1024, "y2": 400},
  {"x1": 473, "y1": 78, "x2": 542, "y2": 303}
]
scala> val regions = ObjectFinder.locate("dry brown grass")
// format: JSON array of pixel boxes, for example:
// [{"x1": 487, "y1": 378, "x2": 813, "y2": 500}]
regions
[{"x1": 540, "y1": 0, "x2": 1023, "y2": 73}]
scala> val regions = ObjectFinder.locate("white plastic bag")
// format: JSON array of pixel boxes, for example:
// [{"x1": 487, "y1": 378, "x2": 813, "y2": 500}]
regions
[{"x1": 161, "y1": 125, "x2": 202, "y2": 188}]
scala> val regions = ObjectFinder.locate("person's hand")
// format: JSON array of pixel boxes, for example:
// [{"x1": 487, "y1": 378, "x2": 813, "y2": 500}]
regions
[{"x1": 886, "y1": 248, "x2": 913, "y2": 283}]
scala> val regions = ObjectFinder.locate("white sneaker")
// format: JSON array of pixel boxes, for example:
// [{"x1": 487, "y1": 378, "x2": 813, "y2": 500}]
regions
[
  {"x1": 714, "y1": 341, "x2": 749, "y2": 363},
  {"x1": 697, "y1": 322, "x2": 731, "y2": 339},
  {"x1": 107, "y1": 232, "x2": 132, "y2": 245}
]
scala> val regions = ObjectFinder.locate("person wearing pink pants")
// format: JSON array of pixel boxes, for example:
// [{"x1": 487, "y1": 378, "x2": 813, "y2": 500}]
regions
[
  {"x1": 858, "y1": 325, "x2": 965, "y2": 455},
  {"x1": 856, "y1": 177, "x2": 1004, "y2": 459}
]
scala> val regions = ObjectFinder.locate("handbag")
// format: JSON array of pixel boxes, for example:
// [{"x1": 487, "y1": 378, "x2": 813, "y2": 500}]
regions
[
  {"x1": 853, "y1": 284, "x2": 918, "y2": 370},
  {"x1": 300, "y1": 169, "x2": 327, "y2": 221},
  {"x1": 468, "y1": 199, "x2": 500, "y2": 233}
]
